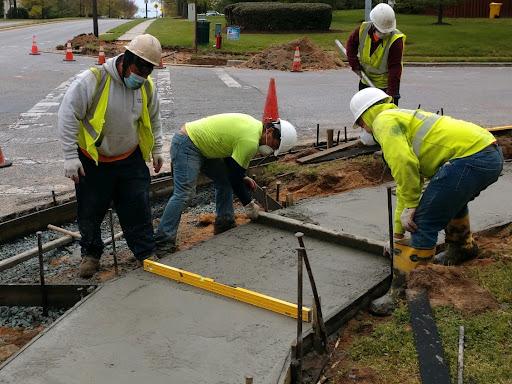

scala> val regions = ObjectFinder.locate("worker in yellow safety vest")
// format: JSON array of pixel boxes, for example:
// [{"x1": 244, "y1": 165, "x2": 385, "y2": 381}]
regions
[
  {"x1": 58, "y1": 34, "x2": 164, "y2": 278},
  {"x1": 349, "y1": 88, "x2": 503, "y2": 315},
  {"x1": 346, "y1": 3, "x2": 405, "y2": 105}
]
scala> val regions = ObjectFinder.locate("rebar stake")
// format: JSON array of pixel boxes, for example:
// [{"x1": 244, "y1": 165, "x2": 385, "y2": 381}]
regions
[
  {"x1": 295, "y1": 247, "x2": 304, "y2": 384},
  {"x1": 51, "y1": 190, "x2": 57, "y2": 206},
  {"x1": 108, "y1": 208, "x2": 119, "y2": 276},
  {"x1": 315, "y1": 123, "x2": 320, "y2": 147},
  {"x1": 262, "y1": 186, "x2": 268, "y2": 212},
  {"x1": 37, "y1": 231, "x2": 48, "y2": 316},
  {"x1": 276, "y1": 181, "x2": 281, "y2": 203}
]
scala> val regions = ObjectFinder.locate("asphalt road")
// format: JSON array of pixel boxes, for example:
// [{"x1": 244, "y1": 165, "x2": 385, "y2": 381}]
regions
[
  {"x1": 0, "y1": 20, "x2": 511, "y2": 217},
  {"x1": 0, "y1": 18, "x2": 129, "y2": 130}
]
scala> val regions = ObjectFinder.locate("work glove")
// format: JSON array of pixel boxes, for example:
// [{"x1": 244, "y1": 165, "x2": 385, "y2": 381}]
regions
[
  {"x1": 64, "y1": 158, "x2": 85, "y2": 184},
  {"x1": 244, "y1": 199, "x2": 261, "y2": 220},
  {"x1": 152, "y1": 153, "x2": 164, "y2": 173},
  {"x1": 400, "y1": 208, "x2": 418, "y2": 233},
  {"x1": 243, "y1": 176, "x2": 257, "y2": 191}
]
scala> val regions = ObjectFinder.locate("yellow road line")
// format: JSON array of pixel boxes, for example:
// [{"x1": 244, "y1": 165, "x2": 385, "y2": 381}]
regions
[{"x1": 144, "y1": 259, "x2": 311, "y2": 322}]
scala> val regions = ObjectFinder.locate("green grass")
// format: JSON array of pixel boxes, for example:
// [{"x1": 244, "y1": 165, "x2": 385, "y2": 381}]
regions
[
  {"x1": 341, "y1": 260, "x2": 512, "y2": 383},
  {"x1": 100, "y1": 18, "x2": 147, "y2": 41},
  {"x1": 146, "y1": 10, "x2": 512, "y2": 61}
]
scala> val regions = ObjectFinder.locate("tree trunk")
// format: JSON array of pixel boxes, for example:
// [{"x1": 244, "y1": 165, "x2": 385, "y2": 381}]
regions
[{"x1": 437, "y1": 1, "x2": 443, "y2": 24}]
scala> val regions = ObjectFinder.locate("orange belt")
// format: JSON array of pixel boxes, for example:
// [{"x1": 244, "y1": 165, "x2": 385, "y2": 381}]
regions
[{"x1": 80, "y1": 146, "x2": 138, "y2": 163}]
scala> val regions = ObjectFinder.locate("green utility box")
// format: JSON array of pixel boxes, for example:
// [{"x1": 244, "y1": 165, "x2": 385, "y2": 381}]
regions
[{"x1": 196, "y1": 20, "x2": 210, "y2": 45}]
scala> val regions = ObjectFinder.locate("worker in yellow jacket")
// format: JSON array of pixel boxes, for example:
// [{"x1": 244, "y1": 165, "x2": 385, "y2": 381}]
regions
[{"x1": 349, "y1": 88, "x2": 503, "y2": 315}]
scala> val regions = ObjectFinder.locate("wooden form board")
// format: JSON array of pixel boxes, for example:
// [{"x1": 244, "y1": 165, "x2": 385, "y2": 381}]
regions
[
  {"x1": 144, "y1": 259, "x2": 311, "y2": 322},
  {"x1": 296, "y1": 140, "x2": 360, "y2": 164}
]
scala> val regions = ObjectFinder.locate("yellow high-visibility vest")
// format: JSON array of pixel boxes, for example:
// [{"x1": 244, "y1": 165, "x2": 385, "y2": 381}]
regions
[
  {"x1": 77, "y1": 67, "x2": 154, "y2": 164},
  {"x1": 358, "y1": 21, "x2": 405, "y2": 89}
]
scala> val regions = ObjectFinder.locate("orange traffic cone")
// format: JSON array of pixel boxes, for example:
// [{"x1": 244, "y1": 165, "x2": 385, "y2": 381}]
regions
[
  {"x1": 291, "y1": 46, "x2": 302, "y2": 72},
  {"x1": 262, "y1": 78, "x2": 279, "y2": 123},
  {"x1": 29, "y1": 35, "x2": 40, "y2": 55},
  {"x1": 63, "y1": 41, "x2": 75, "y2": 62},
  {"x1": 96, "y1": 45, "x2": 105, "y2": 65},
  {"x1": 0, "y1": 146, "x2": 12, "y2": 168},
  {"x1": 155, "y1": 57, "x2": 166, "y2": 69}
]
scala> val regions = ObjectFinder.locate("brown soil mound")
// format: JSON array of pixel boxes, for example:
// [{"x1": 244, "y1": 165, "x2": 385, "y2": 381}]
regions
[
  {"x1": 407, "y1": 264, "x2": 499, "y2": 314},
  {"x1": 497, "y1": 135, "x2": 512, "y2": 159},
  {"x1": 240, "y1": 37, "x2": 344, "y2": 71}
]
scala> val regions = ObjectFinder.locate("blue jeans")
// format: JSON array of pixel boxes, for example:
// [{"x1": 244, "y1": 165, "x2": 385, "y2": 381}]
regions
[
  {"x1": 155, "y1": 133, "x2": 235, "y2": 244},
  {"x1": 411, "y1": 144, "x2": 503, "y2": 249}
]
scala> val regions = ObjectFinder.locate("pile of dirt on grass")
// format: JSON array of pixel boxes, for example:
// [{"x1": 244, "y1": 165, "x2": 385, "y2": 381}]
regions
[
  {"x1": 240, "y1": 37, "x2": 344, "y2": 71},
  {"x1": 407, "y1": 264, "x2": 499, "y2": 314},
  {"x1": 57, "y1": 33, "x2": 119, "y2": 56}
]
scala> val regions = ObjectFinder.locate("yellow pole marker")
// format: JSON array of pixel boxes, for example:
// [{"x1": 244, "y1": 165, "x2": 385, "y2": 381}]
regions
[{"x1": 144, "y1": 259, "x2": 311, "y2": 322}]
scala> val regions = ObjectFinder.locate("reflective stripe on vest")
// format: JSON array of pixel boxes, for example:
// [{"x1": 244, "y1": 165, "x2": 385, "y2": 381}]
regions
[{"x1": 411, "y1": 111, "x2": 441, "y2": 157}]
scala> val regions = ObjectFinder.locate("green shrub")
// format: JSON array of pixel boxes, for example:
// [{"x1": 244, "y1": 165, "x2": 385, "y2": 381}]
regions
[
  {"x1": 224, "y1": 2, "x2": 332, "y2": 31},
  {"x1": 7, "y1": 7, "x2": 29, "y2": 19}
]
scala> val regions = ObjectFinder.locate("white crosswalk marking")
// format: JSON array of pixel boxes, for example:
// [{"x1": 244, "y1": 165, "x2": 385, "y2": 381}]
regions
[{"x1": 213, "y1": 68, "x2": 241, "y2": 88}]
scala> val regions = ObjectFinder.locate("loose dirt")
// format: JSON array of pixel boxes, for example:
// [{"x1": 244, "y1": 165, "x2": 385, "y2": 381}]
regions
[
  {"x1": 0, "y1": 326, "x2": 43, "y2": 363},
  {"x1": 240, "y1": 37, "x2": 344, "y2": 71},
  {"x1": 407, "y1": 264, "x2": 499, "y2": 314},
  {"x1": 496, "y1": 133, "x2": 512, "y2": 159}
]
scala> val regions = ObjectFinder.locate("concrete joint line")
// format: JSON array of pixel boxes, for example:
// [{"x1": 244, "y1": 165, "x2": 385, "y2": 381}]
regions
[{"x1": 257, "y1": 211, "x2": 387, "y2": 256}]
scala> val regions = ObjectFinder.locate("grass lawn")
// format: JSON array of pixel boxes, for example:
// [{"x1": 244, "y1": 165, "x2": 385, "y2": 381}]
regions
[
  {"x1": 145, "y1": 10, "x2": 512, "y2": 61},
  {"x1": 330, "y1": 260, "x2": 512, "y2": 383},
  {"x1": 100, "y1": 18, "x2": 147, "y2": 41}
]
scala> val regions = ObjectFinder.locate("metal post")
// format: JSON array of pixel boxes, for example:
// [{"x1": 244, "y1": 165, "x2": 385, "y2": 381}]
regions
[
  {"x1": 295, "y1": 233, "x2": 328, "y2": 352},
  {"x1": 296, "y1": 247, "x2": 304, "y2": 384},
  {"x1": 344, "y1": 126, "x2": 347, "y2": 142},
  {"x1": 51, "y1": 190, "x2": 57, "y2": 206},
  {"x1": 276, "y1": 181, "x2": 281, "y2": 203},
  {"x1": 37, "y1": 231, "x2": 48, "y2": 316},
  {"x1": 92, "y1": 0, "x2": 99, "y2": 37},
  {"x1": 326, "y1": 129, "x2": 334, "y2": 149},
  {"x1": 108, "y1": 208, "x2": 119, "y2": 276},
  {"x1": 315, "y1": 123, "x2": 319, "y2": 147},
  {"x1": 457, "y1": 326, "x2": 465, "y2": 384},
  {"x1": 262, "y1": 186, "x2": 268, "y2": 212},
  {"x1": 336, "y1": 130, "x2": 340, "y2": 145}
]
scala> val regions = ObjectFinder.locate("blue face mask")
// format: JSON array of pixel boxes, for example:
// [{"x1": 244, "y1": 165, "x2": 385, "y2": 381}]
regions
[{"x1": 124, "y1": 72, "x2": 146, "y2": 90}]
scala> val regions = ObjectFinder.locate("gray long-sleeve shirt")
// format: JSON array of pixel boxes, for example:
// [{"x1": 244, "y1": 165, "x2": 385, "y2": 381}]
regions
[{"x1": 58, "y1": 54, "x2": 163, "y2": 161}]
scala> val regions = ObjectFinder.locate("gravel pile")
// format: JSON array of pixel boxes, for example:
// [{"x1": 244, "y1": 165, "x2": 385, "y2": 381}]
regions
[{"x1": 0, "y1": 306, "x2": 67, "y2": 328}]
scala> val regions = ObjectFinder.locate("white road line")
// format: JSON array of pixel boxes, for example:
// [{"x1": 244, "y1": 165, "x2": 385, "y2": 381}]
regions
[{"x1": 213, "y1": 68, "x2": 241, "y2": 88}]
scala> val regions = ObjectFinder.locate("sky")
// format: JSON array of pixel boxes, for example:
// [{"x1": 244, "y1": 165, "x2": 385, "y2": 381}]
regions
[{"x1": 134, "y1": 0, "x2": 162, "y2": 18}]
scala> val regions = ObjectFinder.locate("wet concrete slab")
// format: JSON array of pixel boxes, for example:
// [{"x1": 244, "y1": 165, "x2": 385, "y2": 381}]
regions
[
  {"x1": 0, "y1": 224, "x2": 388, "y2": 384},
  {"x1": 277, "y1": 163, "x2": 512, "y2": 242}
]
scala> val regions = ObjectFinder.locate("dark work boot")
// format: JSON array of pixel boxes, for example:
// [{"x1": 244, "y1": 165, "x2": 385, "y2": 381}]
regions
[
  {"x1": 435, "y1": 214, "x2": 479, "y2": 265},
  {"x1": 213, "y1": 217, "x2": 236, "y2": 235},
  {"x1": 79, "y1": 256, "x2": 100, "y2": 278},
  {"x1": 154, "y1": 241, "x2": 177, "y2": 259}
]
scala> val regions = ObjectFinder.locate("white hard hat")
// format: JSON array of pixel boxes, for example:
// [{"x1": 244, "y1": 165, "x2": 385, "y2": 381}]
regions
[
  {"x1": 124, "y1": 34, "x2": 162, "y2": 66},
  {"x1": 350, "y1": 88, "x2": 392, "y2": 125},
  {"x1": 274, "y1": 119, "x2": 297, "y2": 155},
  {"x1": 370, "y1": 3, "x2": 396, "y2": 33}
]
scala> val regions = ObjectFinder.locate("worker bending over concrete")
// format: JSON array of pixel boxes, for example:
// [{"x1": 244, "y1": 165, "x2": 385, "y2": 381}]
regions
[
  {"x1": 154, "y1": 113, "x2": 297, "y2": 256},
  {"x1": 346, "y1": 3, "x2": 405, "y2": 105},
  {"x1": 58, "y1": 34, "x2": 164, "y2": 278},
  {"x1": 349, "y1": 88, "x2": 503, "y2": 315}
]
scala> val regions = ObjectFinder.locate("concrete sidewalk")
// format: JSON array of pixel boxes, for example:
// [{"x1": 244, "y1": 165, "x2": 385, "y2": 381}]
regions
[
  {"x1": 0, "y1": 222, "x2": 388, "y2": 384},
  {"x1": 117, "y1": 19, "x2": 155, "y2": 41}
]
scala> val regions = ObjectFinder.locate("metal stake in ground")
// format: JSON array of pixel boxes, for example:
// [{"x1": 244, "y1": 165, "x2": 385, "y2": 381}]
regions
[
  {"x1": 108, "y1": 208, "x2": 119, "y2": 276},
  {"x1": 36, "y1": 231, "x2": 48, "y2": 316},
  {"x1": 295, "y1": 232, "x2": 328, "y2": 353},
  {"x1": 458, "y1": 325, "x2": 465, "y2": 384},
  {"x1": 295, "y1": 246, "x2": 304, "y2": 384}
]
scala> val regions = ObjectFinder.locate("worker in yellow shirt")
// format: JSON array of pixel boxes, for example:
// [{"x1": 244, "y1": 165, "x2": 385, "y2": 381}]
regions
[
  {"x1": 154, "y1": 113, "x2": 297, "y2": 256},
  {"x1": 349, "y1": 88, "x2": 503, "y2": 315}
]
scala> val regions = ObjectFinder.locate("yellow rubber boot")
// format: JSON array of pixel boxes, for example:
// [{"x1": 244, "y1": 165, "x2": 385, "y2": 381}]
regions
[
  {"x1": 370, "y1": 240, "x2": 435, "y2": 316},
  {"x1": 435, "y1": 214, "x2": 478, "y2": 265}
]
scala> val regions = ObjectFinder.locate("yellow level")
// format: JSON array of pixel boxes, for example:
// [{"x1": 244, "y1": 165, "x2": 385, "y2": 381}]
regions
[{"x1": 144, "y1": 259, "x2": 311, "y2": 322}]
